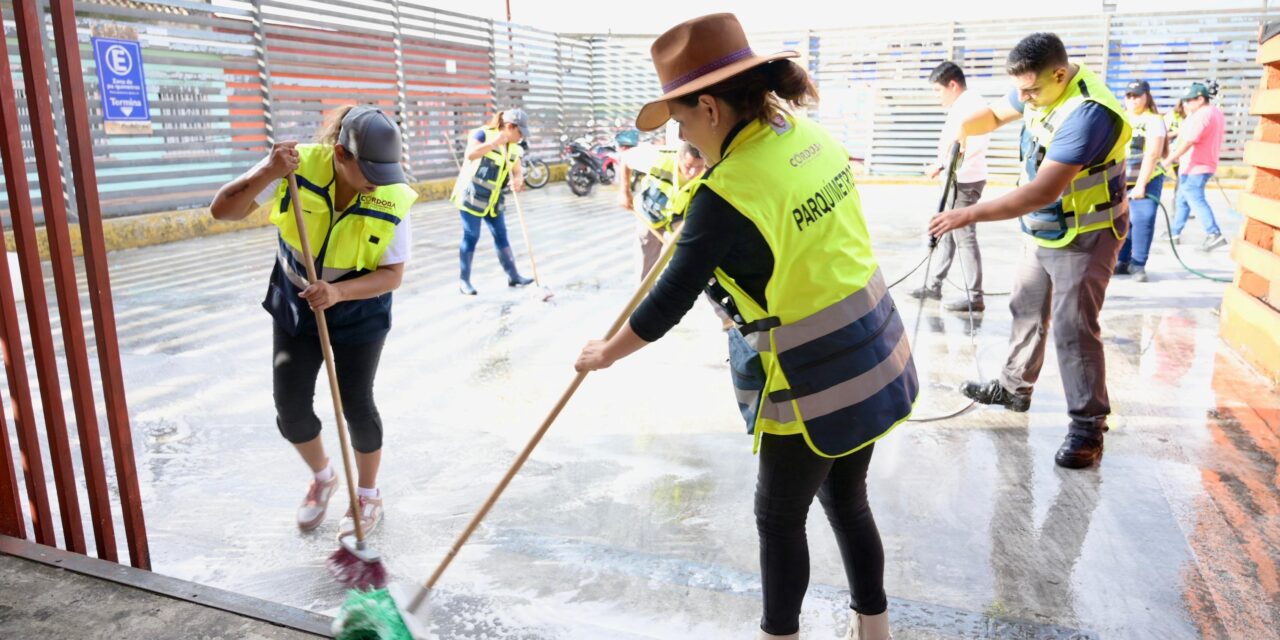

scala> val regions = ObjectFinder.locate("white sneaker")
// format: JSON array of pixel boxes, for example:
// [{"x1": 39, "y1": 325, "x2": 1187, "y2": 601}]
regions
[
  {"x1": 846, "y1": 611, "x2": 891, "y2": 640},
  {"x1": 297, "y1": 474, "x2": 339, "y2": 531},
  {"x1": 338, "y1": 494, "x2": 384, "y2": 539}
]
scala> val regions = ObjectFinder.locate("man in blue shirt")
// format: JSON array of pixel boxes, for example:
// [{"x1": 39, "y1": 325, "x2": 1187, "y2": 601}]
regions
[{"x1": 930, "y1": 33, "x2": 1131, "y2": 469}]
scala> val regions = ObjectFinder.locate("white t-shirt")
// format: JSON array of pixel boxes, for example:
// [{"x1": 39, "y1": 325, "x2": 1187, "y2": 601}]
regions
[
  {"x1": 378, "y1": 215, "x2": 411, "y2": 265},
  {"x1": 618, "y1": 143, "x2": 663, "y2": 172},
  {"x1": 1131, "y1": 111, "x2": 1167, "y2": 159},
  {"x1": 938, "y1": 89, "x2": 991, "y2": 184}
]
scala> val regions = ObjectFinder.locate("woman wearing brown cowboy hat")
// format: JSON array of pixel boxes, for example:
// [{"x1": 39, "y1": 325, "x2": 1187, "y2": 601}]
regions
[{"x1": 576, "y1": 13, "x2": 914, "y2": 640}]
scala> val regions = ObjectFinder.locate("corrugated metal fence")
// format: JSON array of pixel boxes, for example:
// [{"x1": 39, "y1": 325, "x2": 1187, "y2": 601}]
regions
[{"x1": 0, "y1": 2, "x2": 1267, "y2": 221}]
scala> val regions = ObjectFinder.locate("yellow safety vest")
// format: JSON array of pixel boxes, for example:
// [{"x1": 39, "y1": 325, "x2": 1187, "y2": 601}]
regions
[
  {"x1": 451, "y1": 127, "x2": 521, "y2": 217},
  {"x1": 269, "y1": 143, "x2": 417, "y2": 283},
  {"x1": 1019, "y1": 65, "x2": 1132, "y2": 249},
  {"x1": 1125, "y1": 109, "x2": 1165, "y2": 185},
  {"x1": 701, "y1": 114, "x2": 918, "y2": 458},
  {"x1": 638, "y1": 149, "x2": 698, "y2": 230}
]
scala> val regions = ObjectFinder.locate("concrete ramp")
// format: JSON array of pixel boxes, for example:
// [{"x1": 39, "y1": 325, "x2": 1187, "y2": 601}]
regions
[{"x1": 0, "y1": 536, "x2": 330, "y2": 639}]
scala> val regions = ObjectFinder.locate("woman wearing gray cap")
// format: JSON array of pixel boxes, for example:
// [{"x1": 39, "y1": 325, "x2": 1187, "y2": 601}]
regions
[
  {"x1": 451, "y1": 108, "x2": 534, "y2": 295},
  {"x1": 210, "y1": 105, "x2": 417, "y2": 538}
]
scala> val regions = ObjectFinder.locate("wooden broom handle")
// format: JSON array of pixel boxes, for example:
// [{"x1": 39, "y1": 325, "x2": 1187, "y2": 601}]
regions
[
  {"x1": 417, "y1": 225, "x2": 684, "y2": 598},
  {"x1": 509, "y1": 189, "x2": 542, "y2": 286},
  {"x1": 285, "y1": 174, "x2": 367, "y2": 544}
]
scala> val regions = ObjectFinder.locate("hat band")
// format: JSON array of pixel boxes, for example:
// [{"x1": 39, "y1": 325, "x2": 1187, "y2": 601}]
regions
[{"x1": 661, "y1": 47, "x2": 755, "y2": 94}]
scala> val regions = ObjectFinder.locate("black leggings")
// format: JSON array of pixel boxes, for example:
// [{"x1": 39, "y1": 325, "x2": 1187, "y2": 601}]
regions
[
  {"x1": 272, "y1": 326, "x2": 385, "y2": 453},
  {"x1": 756, "y1": 433, "x2": 886, "y2": 635}
]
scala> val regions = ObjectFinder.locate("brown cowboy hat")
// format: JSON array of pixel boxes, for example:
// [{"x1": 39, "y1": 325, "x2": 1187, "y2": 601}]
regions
[{"x1": 635, "y1": 13, "x2": 798, "y2": 131}]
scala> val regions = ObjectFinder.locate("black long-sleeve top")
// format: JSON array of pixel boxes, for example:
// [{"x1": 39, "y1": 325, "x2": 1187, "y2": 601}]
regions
[{"x1": 629, "y1": 123, "x2": 776, "y2": 342}]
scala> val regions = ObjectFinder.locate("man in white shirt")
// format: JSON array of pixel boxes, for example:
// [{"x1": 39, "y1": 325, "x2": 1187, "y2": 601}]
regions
[{"x1": 912, "y1": 61, "x2": 991, "y2": 312}]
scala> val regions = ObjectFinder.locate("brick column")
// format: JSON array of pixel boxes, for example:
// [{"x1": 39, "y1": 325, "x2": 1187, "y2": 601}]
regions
[{"x1": 1224, "y1": 24, "x2": 1280, "y2": 383}]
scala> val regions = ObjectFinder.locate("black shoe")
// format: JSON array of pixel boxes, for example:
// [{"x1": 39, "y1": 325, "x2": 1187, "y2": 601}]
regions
[
  {"x1": 459, "y1": 279, "x2": 477, "y2": 295},
  {"x1": 1114, "y1": 262, "x2": 1131, "y2": 275},
  {"x1": 944, "y1": 297, "x2": 984, "y2": 313},
  {"x1": 909, "y1": 283, "x2": 942, "y2": 300},
  {"x1": 960, "y1": 379, "x2": 1030, "y2": 412},
  {"x1": 1054, "y1": 434, "x2": 1103, "y2": 469}
]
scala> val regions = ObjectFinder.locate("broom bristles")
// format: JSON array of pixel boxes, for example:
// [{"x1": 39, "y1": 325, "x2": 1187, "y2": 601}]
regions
[
  {"x1": 327, "y1": 546, "x2": 388, "y2": 589},
  {"x1": 332, "y1": 588, "x2": 413, "y2": 640}
]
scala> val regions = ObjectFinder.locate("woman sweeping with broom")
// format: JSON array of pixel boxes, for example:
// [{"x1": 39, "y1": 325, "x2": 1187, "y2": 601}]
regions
[
  {"x1": 333, "y1": 14, "x2": 913, "y2": 640},
  {"x1": 210, "y1": 105, "x2": 417, "y2": 550},
  {"x1": 575, "y1": 14, "x2": 915, "y2": 640},
  {"x1": 452, "y1": 108, "x2": 535, "y2": 295}
]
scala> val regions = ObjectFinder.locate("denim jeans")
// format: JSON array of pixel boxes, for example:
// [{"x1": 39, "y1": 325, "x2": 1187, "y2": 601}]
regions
[
  {"x1": 459, "y1": 209, "x2": 512, "y2": 253},
  {"x1": 1171, "y1": 173, "x2": 1220, "y2": 237},
  {"x1": 1117, "y1": 174, "x2": 1164, "y2": 268}
]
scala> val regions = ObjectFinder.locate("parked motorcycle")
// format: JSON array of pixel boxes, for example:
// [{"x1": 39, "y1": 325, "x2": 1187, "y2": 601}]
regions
[
  {"x1": 520, "y1": 141, "x2": 550, "y2": 189},
  {"x1": 564, "y1": 137, "x2": 609, "y2": 197}
]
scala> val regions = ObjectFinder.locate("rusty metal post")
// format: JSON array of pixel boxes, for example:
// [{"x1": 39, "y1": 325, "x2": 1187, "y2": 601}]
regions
[
  {"x1": 0, "y1": 3, "x2": 58, "y2": 548},
  {"x1": 11, "y1": 0, "x2": 113, "y2": 559},
  {"x1": 48, "y1": 0, "x2": 148, "y2": 568}
]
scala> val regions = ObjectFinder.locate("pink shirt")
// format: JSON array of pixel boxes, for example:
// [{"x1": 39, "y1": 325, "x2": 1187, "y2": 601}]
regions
[{"x1": 1177, "y1": 104, "x2": 1225, "y2": 175}]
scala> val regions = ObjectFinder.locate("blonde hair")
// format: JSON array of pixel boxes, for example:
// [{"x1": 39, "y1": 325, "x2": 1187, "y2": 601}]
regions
[
  {"x1": 316, "y1": 104, "x2": 357, "y2": 145},
  {"x1": 485, "y1": 111, "x2": 507, "y2": 131}
]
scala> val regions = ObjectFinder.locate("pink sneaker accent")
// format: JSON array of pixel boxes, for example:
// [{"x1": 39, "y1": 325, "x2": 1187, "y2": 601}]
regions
[
  {"x1": 296, "y1": 474, "x2": 339, "y2": 531},
  {"x1": 338, "y1": 494, "x2": 384, "y2": 539}
]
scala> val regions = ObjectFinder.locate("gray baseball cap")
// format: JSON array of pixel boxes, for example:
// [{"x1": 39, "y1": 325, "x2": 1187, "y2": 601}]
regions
[
  {"x1": 503, "y1": 108, "x2": 530, "y2": 140},
  {"x1": 337, "y1": 106, "x2": 407, "y2": 186}
]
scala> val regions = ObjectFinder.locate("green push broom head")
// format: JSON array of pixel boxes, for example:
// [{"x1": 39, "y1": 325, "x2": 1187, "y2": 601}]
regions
[{"x1": 332, "y1": 588, "x2": 413, "y2": 640}]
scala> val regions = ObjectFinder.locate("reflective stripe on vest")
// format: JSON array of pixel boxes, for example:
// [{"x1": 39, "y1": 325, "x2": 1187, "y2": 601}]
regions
[
  {"x1": 638, "y1": 149, "x2": 680, "y2": 228},
  {"x1": 703, "y1": 114, "x2": 918, "y2": 458},
  {"x1": 268, "y1": 144, "x2": 416, "y2": 284},
  {"x1": 1125, "y1": 110, "x2": 1166, "y2": 184},
  {"x1": 1018, "y1": 65, "x2": 1132, "y2": 249},
  {"x1": 451, "y1": 127, "x2": 519, "y2": 217}
]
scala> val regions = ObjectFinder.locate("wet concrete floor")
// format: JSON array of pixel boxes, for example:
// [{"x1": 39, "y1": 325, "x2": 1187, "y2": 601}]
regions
[{"x1": 4, "y1": 180, "x2": 1277, "y2": 639}]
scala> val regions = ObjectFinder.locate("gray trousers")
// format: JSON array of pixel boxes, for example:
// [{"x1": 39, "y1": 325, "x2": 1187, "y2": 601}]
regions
[
  {"x1": 931, "y1": 181, "x2": 985, "y2": 296},
  {"x1": 998, "y1": 217, "x2": 1127, "y2": 436}
]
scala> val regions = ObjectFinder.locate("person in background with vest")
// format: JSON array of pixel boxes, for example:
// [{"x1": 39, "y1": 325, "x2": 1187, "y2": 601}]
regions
[
  {"x1": 929, "y1": 32, "x2": 1131, "y2": 470},
  {"x1": 452, "y1": 108, "x2": 534, "y2": 295},
  {"x1": 210, "y1": 105, "x2": 417, "y2": 538},
  {"x1": 619, "y1": 142, "x2": 707, "y2": 279},
  {"x1": 911, "y1": 60, "x2": 991, "y2": 312},
  {"x1": 1165, "y1": 81, "x2": 1228, "y2": 252},
  {"x1": 576, "y1": 14, "x2": 915, "y2": 640},
  {"x1": 1164, "y1": 99, "x2": 1185, "y2": 178},
  {"x1": 1115, "y1": 79, "x2": 1167, "y2": 283}
]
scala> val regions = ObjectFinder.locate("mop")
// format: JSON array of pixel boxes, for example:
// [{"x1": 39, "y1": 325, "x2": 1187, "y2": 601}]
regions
[
  {"x1": 332, "y1": 226, "x2": 685, "y2": 640},
  {"x1": 283, "y1": 174, "x2": 386, "y2": 589}
]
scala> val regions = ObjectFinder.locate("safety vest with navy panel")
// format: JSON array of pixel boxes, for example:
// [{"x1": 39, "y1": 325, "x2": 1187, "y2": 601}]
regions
[
  {"x1": 700, "y1": 113, "x2": 918, "y2": 458},
  {"x1": 1018, "y1": 64, "x2": 1132, "y2": 249},
  {"x1": 262, "y1": 143, "x2": 417, "y2": 343},
  {"x1": 451, "y1": 127, "x2": 520, "y2": 217},
  {"x1": 638, "y1": 148, "x2": 696, "y2": 230}
]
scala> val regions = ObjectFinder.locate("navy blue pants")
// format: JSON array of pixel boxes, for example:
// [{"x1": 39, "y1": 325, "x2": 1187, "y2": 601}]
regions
[{"x1": 459, "y1": 209, "x2": 512, "y2": 253}]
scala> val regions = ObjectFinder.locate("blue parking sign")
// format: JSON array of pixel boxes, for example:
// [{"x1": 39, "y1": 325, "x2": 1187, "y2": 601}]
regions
[{"x1": 92, "y1": 37, "x2": 150, "y2": 122}]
